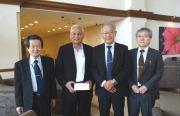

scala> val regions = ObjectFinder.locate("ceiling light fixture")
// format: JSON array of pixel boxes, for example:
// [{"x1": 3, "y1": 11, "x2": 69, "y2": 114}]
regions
[
  {"x1": 25, "y1": 25, "x2": 28, "y2": 28},
  {"x1": 47, "y1": 30, "x2": 51, "y2": 33},
  {"x1": 52, "y1": 28, "x2": 56, "y2": 31},
  {"x1": 34, "y1": 21, "x2": 38, "y2": 23},
  {"x1": 64, "y1": 25, "x2": 68, "y2": 28},
  {"x1": 29, "y1": 23, "x2": 33, "y2": 26},
  {"x1": 58, "y1": 27, "x2": 62, "y2": 30},
  {"x1": 21, "y1": 27, "x2": 24, "y2": 30}
]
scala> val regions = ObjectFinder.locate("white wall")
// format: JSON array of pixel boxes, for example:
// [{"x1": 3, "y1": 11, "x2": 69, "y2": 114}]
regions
[
  {"x1": 115, "y1": 18, "x2": 132, "y2": 48},
  {"x1": 0, "y1": 4, "x2": 20, "y2": 69},
  {"x1": 146, "y1": 0, "x2": 180, "y2": 17},
  {"x1": 0, "y1": 4, "x2": 20, "y2": 79}
]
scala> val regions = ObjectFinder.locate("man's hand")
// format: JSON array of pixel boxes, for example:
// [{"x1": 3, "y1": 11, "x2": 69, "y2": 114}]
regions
[
  {"x1": 131, "y1": 85, "x2": 140, "y2": 93},
  {"x1": 139, "y1": 85, "x2": 148, "y2": 94},
  {"x1": 65, "y1": 81, "x2": 75, "y2": 93},
  {"x1": 104, "y1": 80, "x2": 115, "y2": 92},
  {"x1": 51, "y1": 99, "x2": 56, "y2": 108},
  {"x1": 16, "y1": 107, "x2": 23, "y2": 115}
]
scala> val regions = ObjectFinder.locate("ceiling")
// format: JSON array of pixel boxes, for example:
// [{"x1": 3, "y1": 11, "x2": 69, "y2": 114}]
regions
[{"x1": 20, "y1": 8, "x2": 123, "y2": 38}]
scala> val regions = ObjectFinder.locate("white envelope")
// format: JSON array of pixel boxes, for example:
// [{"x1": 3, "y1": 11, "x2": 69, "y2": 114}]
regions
[{"x1": 74, "y1": 83, "x2": 90, "y2": 91}]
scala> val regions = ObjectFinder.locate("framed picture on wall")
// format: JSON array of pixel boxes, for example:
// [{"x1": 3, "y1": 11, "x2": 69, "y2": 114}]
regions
[{"x1": 159, "y1": 27, "x2": 180, "y2": 55}]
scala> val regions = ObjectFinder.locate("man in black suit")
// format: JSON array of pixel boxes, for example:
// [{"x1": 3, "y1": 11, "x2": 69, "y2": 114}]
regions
[
  {"x1": 128, "y1": 27, "x2": 164, "y2": 116},
  {"x1": 55, "y1": 24, "x2": 93, "y2": 116},
  {"x1": 92, "y1": 22, "x2": 129, "y2": 116},
  {"x1": 14, "y1": 35, "x2": 57, "y2": 116}
]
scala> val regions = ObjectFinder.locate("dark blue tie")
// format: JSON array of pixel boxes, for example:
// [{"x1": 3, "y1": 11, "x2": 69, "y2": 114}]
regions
[
  {"x1": 34, "y1": 60, "x2": 44, "y2": 95},
  {"x1": 107, "y1": 46, "x2": 113, "y2": 80}
]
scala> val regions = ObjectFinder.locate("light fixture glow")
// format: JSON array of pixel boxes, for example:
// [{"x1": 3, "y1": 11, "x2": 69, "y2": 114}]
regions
[
  {"x1": 34, "y1": 21, "x2": 39, "y2": 24},
  {"x1": 29, "y1": 23, "x2": 34, "y2": 26}
]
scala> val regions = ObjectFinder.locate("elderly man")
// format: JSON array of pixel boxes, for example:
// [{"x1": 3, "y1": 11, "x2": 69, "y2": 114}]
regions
[
  {"x1": 92, "y1": 22, "x2": 129, "y2": 116},
  {"x1": 128, "y1": 27, "x2": 164, "y2": 116},
  {"x1": 55, "y1": 24, "x2": 93, "y2": 116}
]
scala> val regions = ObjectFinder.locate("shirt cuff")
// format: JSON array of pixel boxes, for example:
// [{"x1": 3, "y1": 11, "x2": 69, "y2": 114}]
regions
[
  {"x1": 101, "y1": 80, "x2": 106, "y2": 87},
  {"x1": 112, "y1": 79, "x2": 118, "y2": 85}
]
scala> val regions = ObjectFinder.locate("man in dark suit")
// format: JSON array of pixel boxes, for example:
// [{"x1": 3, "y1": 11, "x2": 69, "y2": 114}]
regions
[
  {"x1": 14, "y1": 35, "x2": 57, "y2": 116},
  {"x1": 55, "y1": 24, "x2": 93, "y2": 116},
  {"x1": 92, "y1": 22, "x2": 129, "y2": 116},
  {"x1": 128, "y1": 27, "x2": 164, "y2": 116}
]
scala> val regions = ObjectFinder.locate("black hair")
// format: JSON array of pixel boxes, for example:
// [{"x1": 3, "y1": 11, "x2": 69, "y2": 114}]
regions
[
  {"x1": 136, "y1": 27, "x2": 152, "y2": 38},
  {"x1": 24, "y1": 35, "x2": 43, "y2": 48}
]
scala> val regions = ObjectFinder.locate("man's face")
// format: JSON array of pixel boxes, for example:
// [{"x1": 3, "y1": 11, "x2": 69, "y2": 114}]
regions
[
  {"x1": 27, "y1": 40, "x2": 42, "y2": 58},
  {"x1": 136, "y1": 31, "x2": 151, "y2": 48},
  {"x1": 70, "y1": 28, "x2": 84, "y2": 45},
  {"x1": 101, "y1": 25, "x2": 116, "y2": 44}
]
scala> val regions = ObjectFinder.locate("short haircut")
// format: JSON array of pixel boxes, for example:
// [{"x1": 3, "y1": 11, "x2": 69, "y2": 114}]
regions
[
  {"x1": 24, "y1": 35, "x2": 43, "y2": 48},
  {"x1": 136, "y1": 27, "x2": 152, "y2": 38},
  {"x1": 70, "y1": 23, "x2": 84, "y2": 33},
  {"x1": 101, "y1": 22, "x2": 116, "y2": 33}
]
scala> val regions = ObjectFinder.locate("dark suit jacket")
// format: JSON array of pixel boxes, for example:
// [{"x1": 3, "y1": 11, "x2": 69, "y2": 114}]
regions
[
  {"x1": 55, "y1": 43, "x2": 93, "y2": 89},
  {"x1": 92, "y1": 43, "x2": 130, "y2": 96},
  {"x1": 14, "y1": 56, "x2": 57, "y2": 111},
  {"x1": 129, "y1": 48, "x2": 164, "y2": 99}
]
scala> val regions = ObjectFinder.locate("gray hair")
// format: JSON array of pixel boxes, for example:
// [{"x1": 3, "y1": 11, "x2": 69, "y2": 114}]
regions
[
  {"x1": 101, "y1": 22, "x2": 116, "y2": 32},
  {"x1": 70, "y1": 24, "x2": 84, "y2": 33},
  {"x1": 136, "y1": 27, "x2": 152, "y2": 38}
]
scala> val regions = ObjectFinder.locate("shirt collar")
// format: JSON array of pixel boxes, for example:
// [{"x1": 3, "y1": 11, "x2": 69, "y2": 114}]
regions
[
  {"x1": 73, "y1": 44, "x2": 83, "y2": 50},
  {"x1": 138, "y1": 47, "x2": 149, "y2": 53},
  {"x1": 105, "y1": 42, "x2": 115, "y2": 47},
  {"x1": 30, "y1": 56, "x2": 41, "y2": 65}
]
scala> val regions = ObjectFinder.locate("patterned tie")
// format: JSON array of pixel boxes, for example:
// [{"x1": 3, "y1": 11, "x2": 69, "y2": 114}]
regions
[
  {"x1": 138, "y1": 50, "x2": 145, "y2": 83},
  {"x1": 107, "y1": 46, "x2": 113, "y2": 80},
  {"x1": 34, "y1": 60, "x2": 44, "y2": 95}
]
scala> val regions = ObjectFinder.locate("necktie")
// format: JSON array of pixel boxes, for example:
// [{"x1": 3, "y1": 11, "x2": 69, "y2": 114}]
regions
[
  {"x1": 34, "y1": 60, "x2": 44, "y2": 95},
  {"x1": 138, "y1": 50, "x2": 145, "y2": 83},
  {"x1": 107, "y1": 46, "x2": 112, "y2": 80}
]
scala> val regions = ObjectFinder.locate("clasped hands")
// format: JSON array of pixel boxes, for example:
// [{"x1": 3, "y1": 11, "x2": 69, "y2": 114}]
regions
[
  {"x1": 131, "y1": 85, "x2": 148, "y2": 94},
  {"x1": 103, "y1": 80, "x2": 116, "y2": 93}
]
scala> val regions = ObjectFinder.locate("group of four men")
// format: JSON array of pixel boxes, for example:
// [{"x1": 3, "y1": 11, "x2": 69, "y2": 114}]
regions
[{"x1": 14, "y1": 22, "x2": 163, "y2": 116}]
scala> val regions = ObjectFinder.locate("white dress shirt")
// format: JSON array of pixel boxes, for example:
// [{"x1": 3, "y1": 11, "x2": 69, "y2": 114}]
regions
[
  {"x1": 29, "y1": 56, "x2": 43, "y2": 92},
  {"x1": 74, "y1": 44, "x2": 85, "y2": 82}
]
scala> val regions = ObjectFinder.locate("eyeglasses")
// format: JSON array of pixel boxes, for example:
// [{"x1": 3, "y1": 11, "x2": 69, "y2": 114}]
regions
[
  {"x1": 29, "y1": 46, "x2": 42, "y2": 50},
  {"x1": 102, "y1": 32, "x2": 115, "y2": 35}
]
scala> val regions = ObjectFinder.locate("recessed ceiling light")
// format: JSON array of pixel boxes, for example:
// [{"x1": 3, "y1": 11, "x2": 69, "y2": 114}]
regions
[
  {"x1": 34, "y1": 21, "x2": 39, "y2": 24},
  {"x1": 21, "y1": 27, "x2": 24, "y2": 30},
  {"x1": 52, "y1": 29, "x2": 56, "y2": 31},
  {"x1": 64, "y1": 25, "x2": 68, "y2": 28},
  {"x1": 47, "y1": 30, "x2": 51, "y2": 33},
  {"x1": 25, "y1": 25, "x2": 28, "y2": 28},
  {"x1": 58, "y1": 27, "x2": 62, "y2": 30},
  {"x1": 29, "y1": 23, "x2": 33, "y2": 26}
]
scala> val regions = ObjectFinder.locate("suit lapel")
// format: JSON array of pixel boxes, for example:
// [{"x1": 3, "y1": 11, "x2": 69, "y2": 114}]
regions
[
  {"x1": 41, "y1": 56, "x2": 45, "y2": 78},
  {"x1": 101, "y1": 44, "x2": 107, "y2": 75},
  {"x1": 144, "y1": 48, "x2": 153, "y2": 71},
  {"x1": 24, "y1": 58, "x2": 33, "y2": 88},
  {"x1": 133, "y1": 49, "x2": 138, "y2": 80},
  {"x1": 112, "y1": 43, "x2": 118, "y2": 72}
]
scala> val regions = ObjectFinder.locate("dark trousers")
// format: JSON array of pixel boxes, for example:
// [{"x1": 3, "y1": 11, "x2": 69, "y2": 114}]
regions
[
  {"x1": 62, "y1": 89, "x2": 93, "y2": 116},
  {"x1": 98, "y1": 90, "x2": 125, "y2": 116},
  {"x1": 32, "y1": 93, "x2": 51, "y2": 116},
  {"x1": 128, "y1": 92, "x2": 155, "y2": 116}
]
